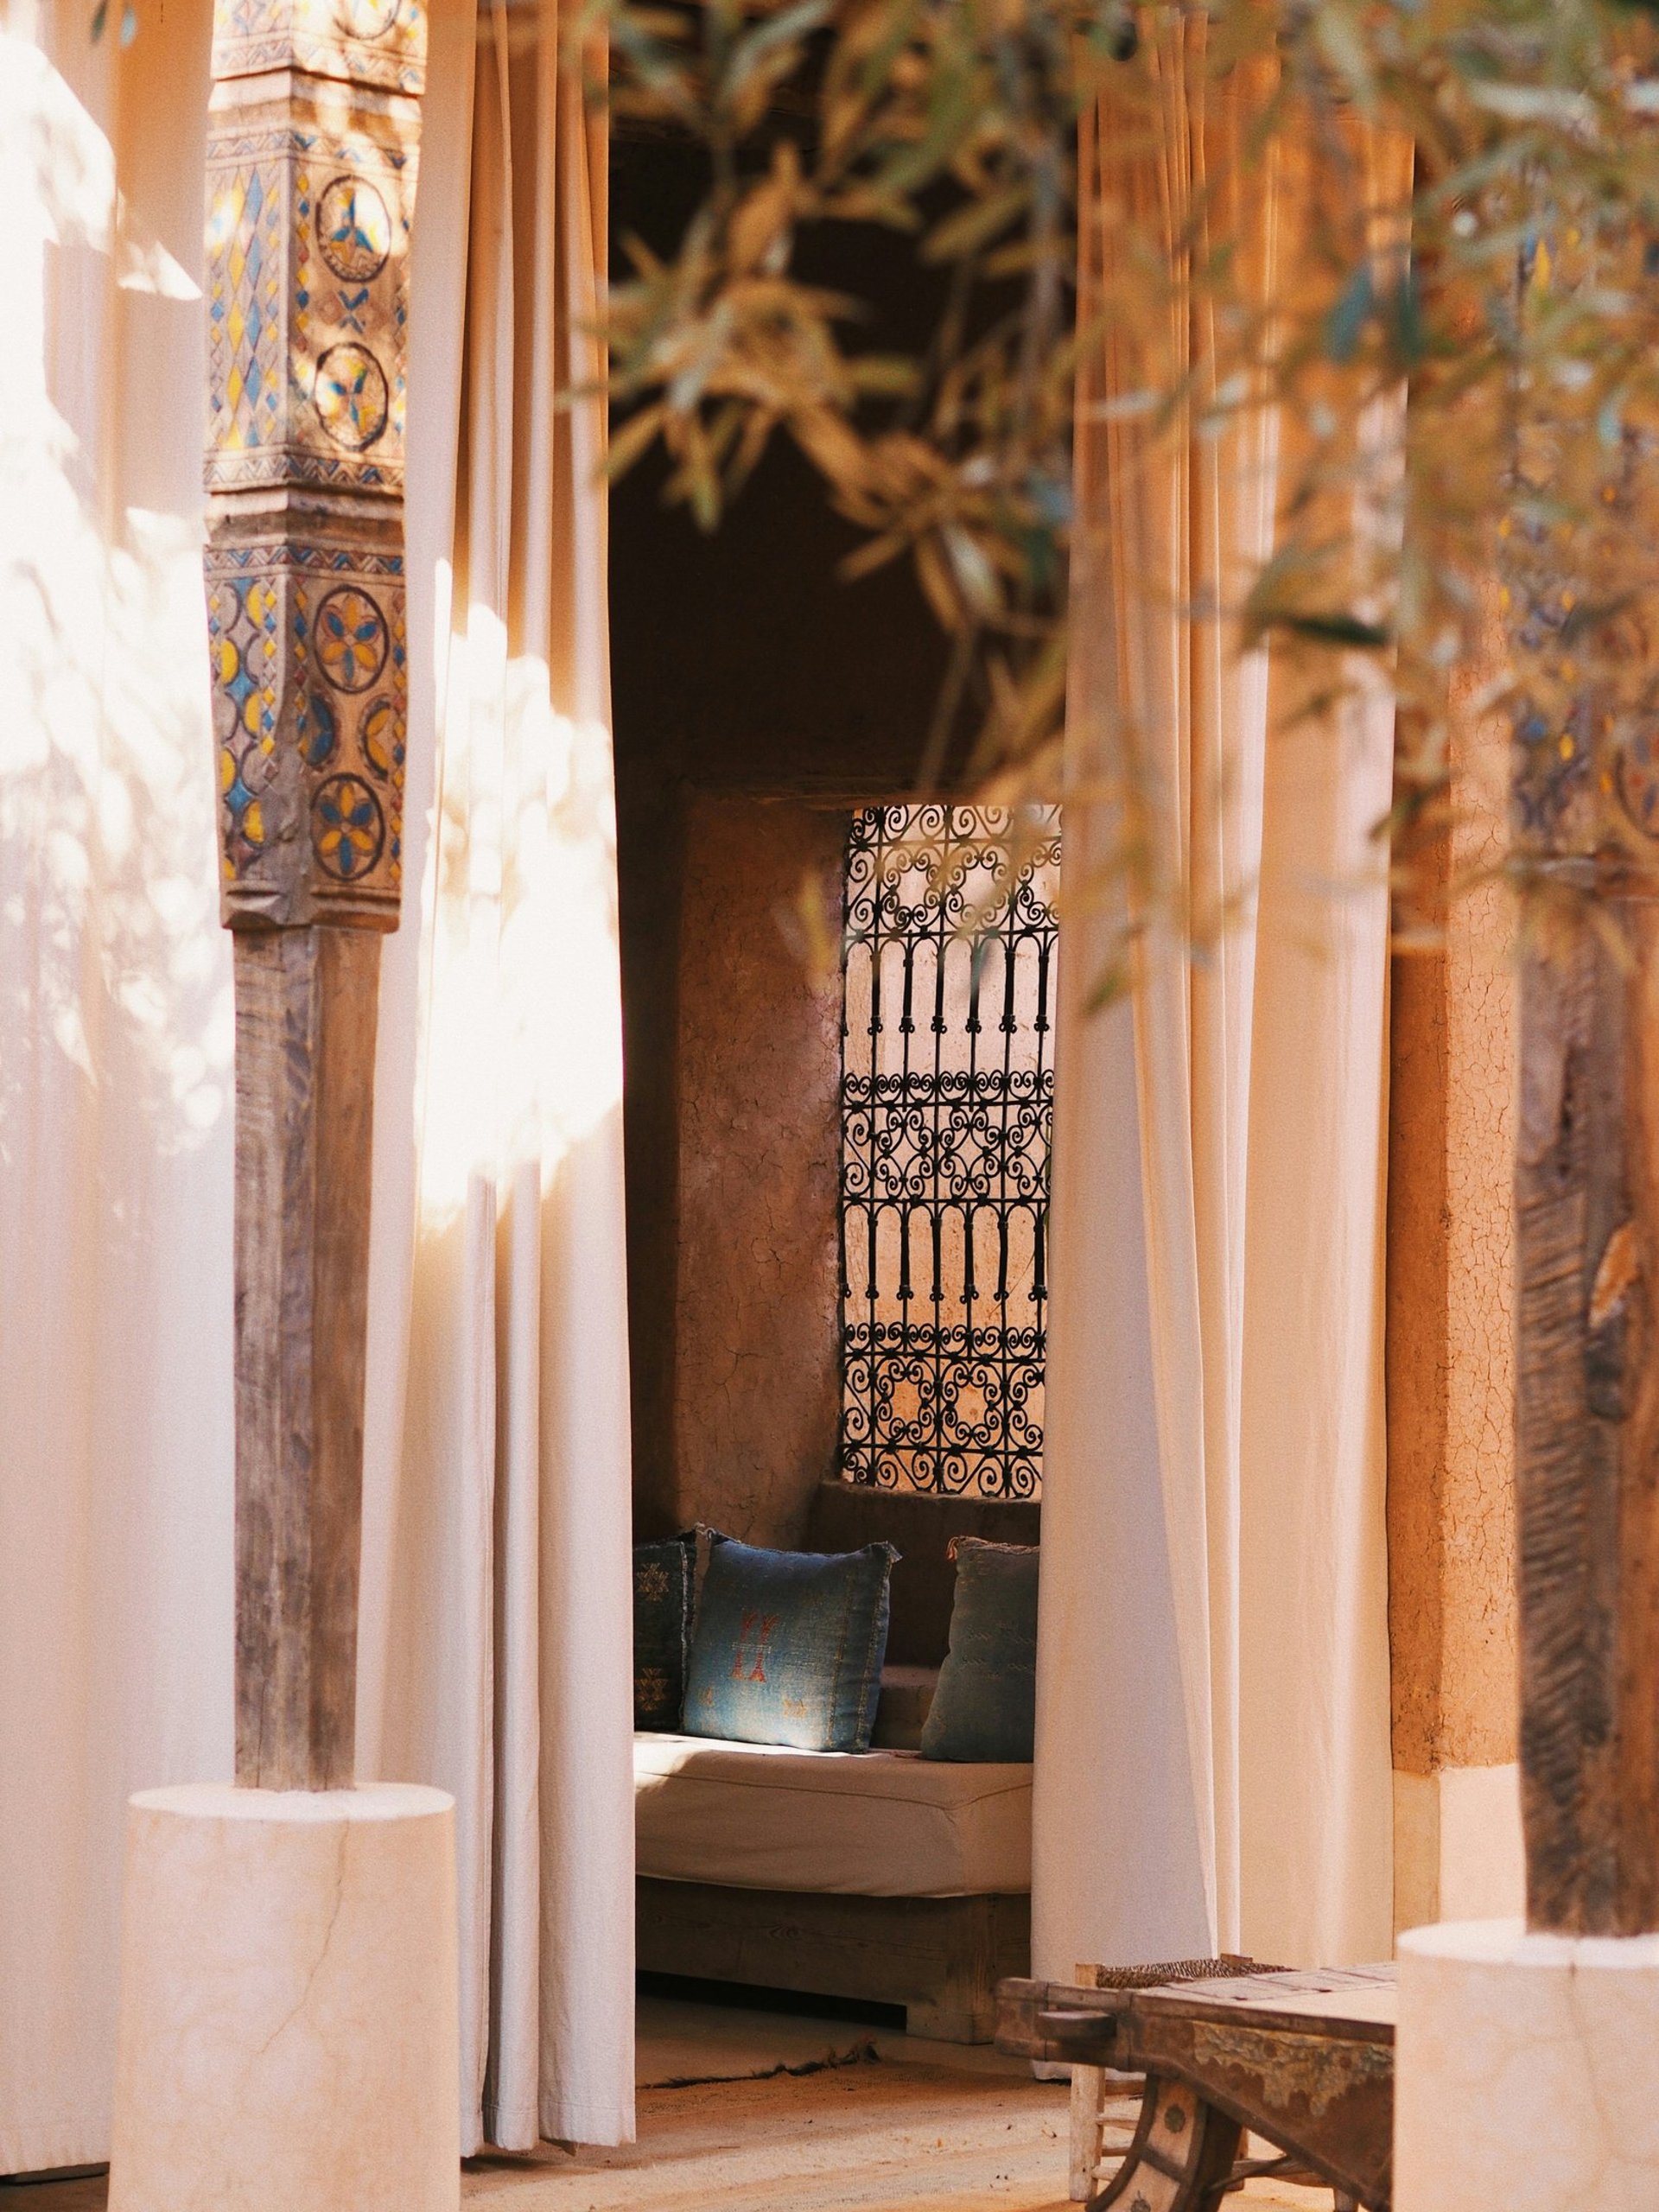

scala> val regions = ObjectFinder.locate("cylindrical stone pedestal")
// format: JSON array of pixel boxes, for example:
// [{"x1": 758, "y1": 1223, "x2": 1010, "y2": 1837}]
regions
[
  {"x1": 1397, "y1": 1917, "x2": 1659, "y2": 2211},
  {"x1": 108, "y1": 1783, "x2": 459, "y2": 2212}
]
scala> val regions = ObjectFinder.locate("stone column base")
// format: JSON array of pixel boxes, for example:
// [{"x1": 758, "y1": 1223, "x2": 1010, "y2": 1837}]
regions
[
  {"x1": 1397, "y1": 1916, "x2": 1659, "y2": 2211},
  {"x1": 108, "y1": 1783, "x2": 460, "y2": 2212}
]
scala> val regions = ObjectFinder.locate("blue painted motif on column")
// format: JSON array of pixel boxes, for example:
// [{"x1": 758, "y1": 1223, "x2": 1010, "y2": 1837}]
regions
[
  {"x1": 206, "y1": 105, "x2": 415, "y2": 494},
  {"x1": 313, "y1": 774, "x2": 385, "y2": 880},
  {"x1": 207, "y1": 569, "x2": 283, "y2": 879},
  {"x1": 212, "y1": 0, "x2": 428, "y2": 96}
]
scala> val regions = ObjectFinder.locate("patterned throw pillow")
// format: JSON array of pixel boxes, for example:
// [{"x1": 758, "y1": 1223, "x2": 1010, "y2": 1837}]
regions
[
  {"x1": 682, "y1": 1534, "x2": 899, "y2": 1753},
  {"x1": 918, "y1": 1538, "x2": 1039, "y2": 1763},
  {"x1": 633, "y1": 1531, "x2": 697, "y2": 1731}
]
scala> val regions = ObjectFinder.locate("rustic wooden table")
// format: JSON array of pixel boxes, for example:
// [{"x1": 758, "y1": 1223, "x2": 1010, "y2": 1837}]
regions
[{"x1": 995, "y1": 1964, "x2": 1395, "y2": 2211}]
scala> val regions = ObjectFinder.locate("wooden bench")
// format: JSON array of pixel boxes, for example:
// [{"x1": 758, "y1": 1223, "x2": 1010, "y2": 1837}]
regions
[
  {"x1": 639, "y1": 1881, "x2": 1029, "y2": 2042},
  {"x1": 995, "y1": 1964, "x2": 1395, "y2": 2210}
]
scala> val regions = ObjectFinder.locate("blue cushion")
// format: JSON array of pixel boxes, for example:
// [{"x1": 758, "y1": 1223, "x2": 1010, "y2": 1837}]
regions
[
  {"x1": 919, "y1": 1539, "x2": 1039, "y2": 1763},
  {"x1": 682, "y1": 1534, "x2": 899, "y2": 1752},
  {"x1": 633, "y1": 1532, "x2": 696, "y2": 1730}
]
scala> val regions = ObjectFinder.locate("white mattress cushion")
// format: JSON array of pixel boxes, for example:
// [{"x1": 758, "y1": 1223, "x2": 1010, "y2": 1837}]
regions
[{"x1": 633, "y1": 1732, "x2": 1032, "y2": 1898}]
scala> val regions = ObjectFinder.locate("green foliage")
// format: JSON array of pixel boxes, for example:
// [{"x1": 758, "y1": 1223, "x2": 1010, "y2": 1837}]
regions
[
  {"x1": 583, "y1": 0, "x2": 1659, "y2": 933},
  {"x1": 103, "y1": 0, "x2": 1659, "y2": 928}
]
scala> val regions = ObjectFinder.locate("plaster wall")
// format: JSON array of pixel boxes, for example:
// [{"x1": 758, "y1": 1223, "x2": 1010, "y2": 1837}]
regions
[
  {"x1": 1387, "y1": 641, "x2": 1522, "y2": 1923},
  {"x1": 1393, "y1": 1764, "x2": 1526, "y2": 1937},
  {"x1": 1387, "y1": 898, "x2": 1517, "y2": 1767},
  {"x1": 1434, "y1": 817, "x2": 1518, "y2": 1770},
  {"x1": 668, "y1": 796, "x2": 847, "y2": 1545}
]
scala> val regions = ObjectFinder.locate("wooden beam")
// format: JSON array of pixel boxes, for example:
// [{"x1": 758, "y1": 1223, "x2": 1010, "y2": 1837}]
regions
[
  {"x1": 203, "y1": 0, "x2": 424, "y2": 1787},
  {"x1": 233, "y1": 928, "x2": 380, "y2": 1787},
  {"x1": 1516, "y1": 886, "x2": 1659, "y2": 1932}
]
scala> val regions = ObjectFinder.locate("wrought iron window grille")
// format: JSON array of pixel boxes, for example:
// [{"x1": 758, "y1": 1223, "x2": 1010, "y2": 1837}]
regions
[{"x1": 837, "y1": 802, "x2": 1059, "y2": 1499}]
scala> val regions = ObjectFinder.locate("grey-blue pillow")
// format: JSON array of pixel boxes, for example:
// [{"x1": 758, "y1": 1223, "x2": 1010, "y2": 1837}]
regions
[
  {"x1": 683, "y1": 1534, "x2": 899, "y2": 1752},
  {"x1": 919, "y1": 1538, "x2": 1039, "y2": 1762},
  {"x1": 633, "y1": 1531, "x2": 696, "y2": 1730}
]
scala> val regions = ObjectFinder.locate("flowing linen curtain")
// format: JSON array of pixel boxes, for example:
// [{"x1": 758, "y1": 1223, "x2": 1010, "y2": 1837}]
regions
[
  {"x1": 1032, "y1": 21, "x2": 1403, "y2": 1974},
  {"x1": 0, "y1": 0, "x2": 634, "y2": 2167},
  {"x1": 0, "y1": 0, "x2": 233, "y2": 2173},
  {"x1": 357, "y1": 0, "x2": 636, "y2": 2156}
]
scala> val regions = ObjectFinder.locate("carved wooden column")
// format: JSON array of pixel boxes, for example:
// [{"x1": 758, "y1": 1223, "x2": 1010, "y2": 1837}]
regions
[
  {"x1": 1395, "y1": 680, "x2": 1659, "y2": 2212},
  {"x1": 111, "y1": 25, "x2": 454, "y2": 2198},
  {"x1": 203, "y1": 0, "x2": 423, "y2": 1789},
  {"x1": 1513, "y1": 823, "x2": 1659, "y2": 1937}
]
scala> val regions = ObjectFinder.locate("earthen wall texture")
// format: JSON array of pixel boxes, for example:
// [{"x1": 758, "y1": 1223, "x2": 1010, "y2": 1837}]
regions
[
  {"x1": 670, "y1": 795, "x2": 848, "y2": 1545},
  {"x1": 1387, "y1": 677, "x2": 1518, "y2": 1775}
]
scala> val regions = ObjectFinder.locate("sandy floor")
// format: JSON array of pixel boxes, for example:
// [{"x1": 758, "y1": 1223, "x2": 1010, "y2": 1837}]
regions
[
  {"x1": 1, "y1": 1998, "x2": 1338, "y2": 2212},
  {"x1": 464, "y1": 2061, "x2": 1337, "y2": 2212},
  {"x1": 467, "y1": 2052, "x2": 1073, "y2": 2212}
]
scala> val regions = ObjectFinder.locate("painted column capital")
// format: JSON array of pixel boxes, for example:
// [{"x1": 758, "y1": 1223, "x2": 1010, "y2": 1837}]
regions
[{"x1": 203, "y1": 0, "x2": 423, "y2": 931}]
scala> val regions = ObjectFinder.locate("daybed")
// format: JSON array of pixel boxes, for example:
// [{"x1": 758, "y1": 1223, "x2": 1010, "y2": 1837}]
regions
[{"x1": 633, "y1": 1480, "x2": 1039, "y2": 2041}]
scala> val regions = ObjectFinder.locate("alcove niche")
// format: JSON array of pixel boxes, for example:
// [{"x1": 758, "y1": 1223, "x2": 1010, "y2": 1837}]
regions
[
  {"x1": 609, "y1": 120, "x2": 968, "y2": 1546},
  {"x1": 609, "y1": 148, "x2": 1058, "y2": 1552}
]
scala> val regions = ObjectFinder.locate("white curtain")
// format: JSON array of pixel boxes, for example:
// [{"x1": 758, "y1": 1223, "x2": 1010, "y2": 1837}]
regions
[
  {"x1": 0, "y1": 0, "x2": 232, "y2": 2174},
  {"x1": 358, "y1": 0, "x2": 635, "y2": 2154},
  {"x1": 1032, "y1": 23, "x2": 1399, "y2": 1976},
  {"x1": 0, "y1": 0, "x2": 634, "y2": 2168}
]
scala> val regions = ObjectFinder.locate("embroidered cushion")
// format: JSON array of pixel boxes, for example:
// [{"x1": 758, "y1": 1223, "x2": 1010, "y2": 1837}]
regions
[
  {"x1": 633, "y1": 1531, "x2": 697, "y2": 1731},
  {"x1": 918, "y1": 1538, "x2": 1039, "y2": 1763},
  {"x1": 682, "y1": 1534, "x2": 899, "y2": 1752}
]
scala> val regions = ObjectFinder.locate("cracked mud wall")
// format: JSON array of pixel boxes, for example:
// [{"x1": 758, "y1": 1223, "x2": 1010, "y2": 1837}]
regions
[
  {"x1": 668, "y1": 795, "x2": 847, "y2": 1545},
  {"x1": 1387, "y1": 663, "x2": 1519, "y2": 1781}
]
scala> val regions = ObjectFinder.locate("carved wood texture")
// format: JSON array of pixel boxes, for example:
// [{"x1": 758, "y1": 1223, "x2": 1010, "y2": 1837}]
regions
[
  {"x1": 233, "y1": 930, "x2": 381, "y2": 1784},
  {"x1": 1517, "y1": 896, "x2": 1659, "y2": 1931},
  {"x1": 996, "y1": 1970, "x2": 1395, "y2": 2210},
  {"x1": 206, "y1": 0, "x2": 424, "y2": 1787}
]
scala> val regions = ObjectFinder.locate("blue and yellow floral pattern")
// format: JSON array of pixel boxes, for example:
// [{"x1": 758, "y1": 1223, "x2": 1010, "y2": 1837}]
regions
[
  {"x1": 316, "y1": 175, "x2": 391, "y2": 281},
  {"x1": 312, "y1": 773, "x2": 385, "y2": 880},
  {"x1": 313, "y1": 343, "x2": 388, "y2": 452},
  {"x1": 204, "y1": 1, "x2": 420, "y2": 931},
  {"x1": 359, "y1": 692, "x2": 404, "y2": 785},
  {"x1": 313, "y1": 586, "x2": 386, "y2": 690}
]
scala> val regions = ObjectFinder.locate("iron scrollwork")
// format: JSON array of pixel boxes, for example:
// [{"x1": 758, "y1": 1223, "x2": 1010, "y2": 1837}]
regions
[{"x1": 838, "y1": 803, "x2": 1060, "y2": 1499}]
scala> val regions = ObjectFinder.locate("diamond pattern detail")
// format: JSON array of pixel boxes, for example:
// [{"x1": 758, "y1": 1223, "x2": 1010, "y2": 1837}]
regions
[{"x1": 209, "y1": 158, "x2": 284, "y2": 456}]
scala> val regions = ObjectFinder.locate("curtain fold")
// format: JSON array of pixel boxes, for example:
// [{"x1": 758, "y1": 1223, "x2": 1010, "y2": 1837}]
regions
[
  {"x1": 1033, "y1": 18, "x2": 1401, "y2": 1974},
  {"x1": 0, "y1": 0, "x2": 232, "y2": 2173},
  {"x1": 1, "y1": 0, "x2": 633, "y2": 2164},
  {"x1": 358, "y1": 0, "x2": 636, "y2": 2155}
]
